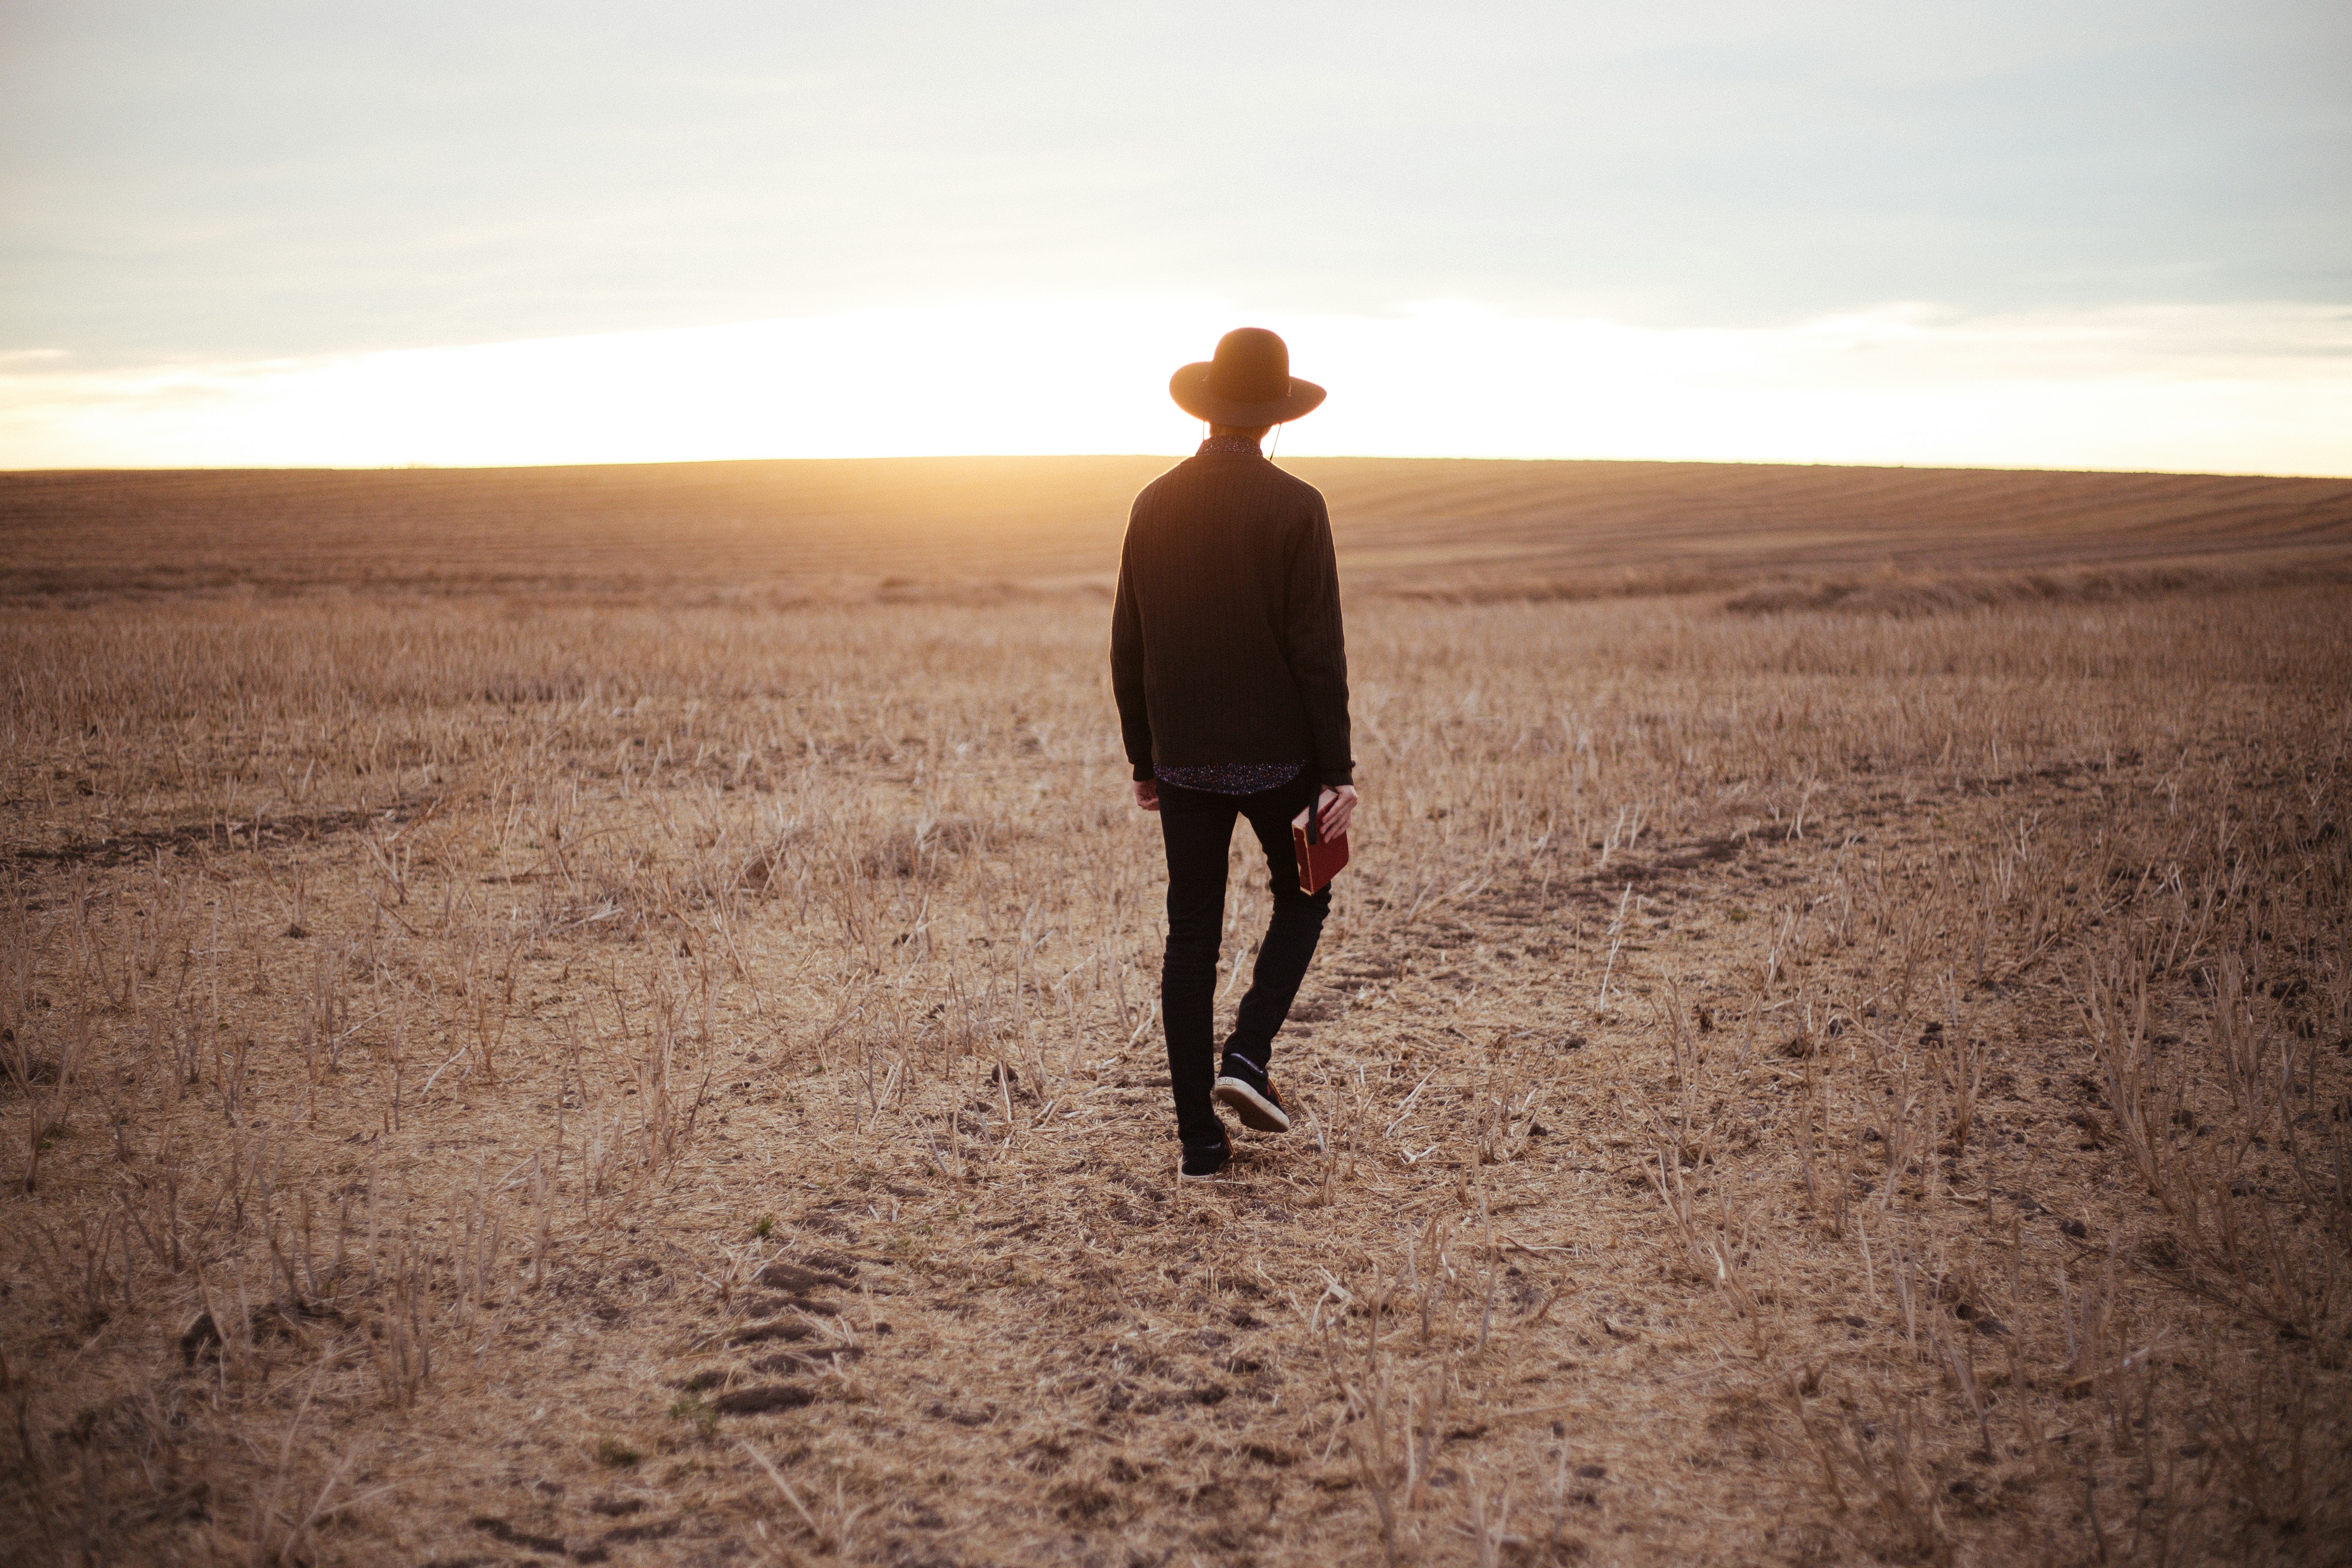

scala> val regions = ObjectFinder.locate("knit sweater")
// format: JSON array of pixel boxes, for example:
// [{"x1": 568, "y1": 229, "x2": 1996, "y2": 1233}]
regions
[{"x1": 1109, "y1": 450, "x2": 1354, "y2": 787}]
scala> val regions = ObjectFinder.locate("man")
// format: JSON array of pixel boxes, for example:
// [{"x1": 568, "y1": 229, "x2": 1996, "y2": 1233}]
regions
[{"x1": 1110, "y1": 327, "x2": 1359, "y2": 1180}]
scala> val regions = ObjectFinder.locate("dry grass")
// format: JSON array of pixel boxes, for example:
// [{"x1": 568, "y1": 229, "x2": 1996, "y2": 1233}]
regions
[{"x1": 1, "y1": 457, "x2": 2349, "y2": 1566}]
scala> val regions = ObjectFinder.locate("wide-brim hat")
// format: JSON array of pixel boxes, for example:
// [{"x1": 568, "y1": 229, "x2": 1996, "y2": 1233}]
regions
[{"x1": 1170, "y1": 327, "x2": 1326, "y2": 425}]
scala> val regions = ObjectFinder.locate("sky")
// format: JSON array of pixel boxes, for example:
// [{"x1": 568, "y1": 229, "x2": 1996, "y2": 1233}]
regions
[{"x1": 3, "y1": 0, "x2": 2348, "y2": 472}]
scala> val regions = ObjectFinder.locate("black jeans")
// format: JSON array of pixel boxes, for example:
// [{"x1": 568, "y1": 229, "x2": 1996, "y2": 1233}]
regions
[{"x1": 1157, "y1": 771, "x2": 1331, "y2": 1144}]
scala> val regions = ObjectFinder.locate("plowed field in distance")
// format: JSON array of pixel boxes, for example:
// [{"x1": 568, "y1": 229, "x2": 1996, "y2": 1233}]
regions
[{"x1": 5, "y1": 456, "x2": 2348, "y2": 601}]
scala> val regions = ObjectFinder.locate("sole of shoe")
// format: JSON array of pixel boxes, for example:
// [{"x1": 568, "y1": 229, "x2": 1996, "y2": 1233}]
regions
[{"x1": 1213, "y1": 1076, "x2": 1292, "y2": 1133}]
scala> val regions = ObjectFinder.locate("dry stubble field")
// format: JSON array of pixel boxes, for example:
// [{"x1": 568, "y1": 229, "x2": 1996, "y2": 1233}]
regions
[{"x1": 3, "y1": 457, "x2": 2351, "y2": 1568}]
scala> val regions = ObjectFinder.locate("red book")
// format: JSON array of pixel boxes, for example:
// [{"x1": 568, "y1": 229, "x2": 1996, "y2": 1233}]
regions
[{"x1": 1292, "y1": 800, "x2": 1350, "y2": 895}]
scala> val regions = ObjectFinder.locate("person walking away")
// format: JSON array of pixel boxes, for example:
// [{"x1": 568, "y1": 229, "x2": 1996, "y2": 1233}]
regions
[{"x1": 1109, "y1": 328, "x2": 1359, "y2": 1180}]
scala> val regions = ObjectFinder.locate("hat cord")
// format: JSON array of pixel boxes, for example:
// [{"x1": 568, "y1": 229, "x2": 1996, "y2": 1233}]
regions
[{"x1": 1195, "y1": 418, "x2": 1282, "y2": 462}]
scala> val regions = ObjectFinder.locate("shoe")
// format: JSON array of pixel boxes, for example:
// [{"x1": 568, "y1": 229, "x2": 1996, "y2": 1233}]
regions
[
  {"x1": 1180, "y1": 1131, "x2": 1231, "y2": 1179},
  {"x1": 1213, "y1": 1056, "x2": 1292, "y2": 1134}
]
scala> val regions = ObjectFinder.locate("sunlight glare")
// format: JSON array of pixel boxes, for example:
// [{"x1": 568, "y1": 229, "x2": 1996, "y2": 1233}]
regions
[{"x1": 2, "y1": 298, "x2": 2346, "y2": 475}]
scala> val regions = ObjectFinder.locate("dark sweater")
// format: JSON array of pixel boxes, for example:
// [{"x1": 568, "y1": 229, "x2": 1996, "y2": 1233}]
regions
[{"x1": 1110, "y1": 451, "x2": 1354, "y2": 787}]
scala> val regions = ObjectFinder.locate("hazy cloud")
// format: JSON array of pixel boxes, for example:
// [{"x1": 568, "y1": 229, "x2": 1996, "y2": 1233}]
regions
[{"x1": 5, "y1": 0, "x2": 2346, "y2": 363}]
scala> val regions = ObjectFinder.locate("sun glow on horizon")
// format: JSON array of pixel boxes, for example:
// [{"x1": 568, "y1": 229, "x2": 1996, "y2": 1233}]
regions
[{"x1": 3, "y1": 297, "x2": 2348, "y2": 477}]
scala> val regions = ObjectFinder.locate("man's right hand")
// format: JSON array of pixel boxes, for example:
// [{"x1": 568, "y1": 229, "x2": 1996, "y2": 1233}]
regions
[{"x1": 1317, "y1": 785, "x2": 1357, "y2": 839}]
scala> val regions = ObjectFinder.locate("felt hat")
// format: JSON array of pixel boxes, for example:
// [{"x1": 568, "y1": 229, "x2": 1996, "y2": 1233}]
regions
[{"x1": 1169, "y1": 328, "x2": 1326, "y2": 425}]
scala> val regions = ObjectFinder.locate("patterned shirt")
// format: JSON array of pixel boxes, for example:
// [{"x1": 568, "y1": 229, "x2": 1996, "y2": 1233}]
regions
[
  {"x1": 1156, "y1": 760, "x2": 1307, "y2": 795},
  {"x1": 1197, "y1": 434, "x2": 1263, "y2": 456}
]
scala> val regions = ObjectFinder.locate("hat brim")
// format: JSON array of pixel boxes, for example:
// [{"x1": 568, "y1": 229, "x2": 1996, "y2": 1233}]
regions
[{"x1": 1169, "y1": 364, "x2": 1326, "y2": 426}]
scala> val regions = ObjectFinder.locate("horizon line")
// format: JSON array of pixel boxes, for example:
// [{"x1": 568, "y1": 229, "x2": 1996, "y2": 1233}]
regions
[{"x1": 6, "y1": 452, "x2": 2349, "y2": 483}]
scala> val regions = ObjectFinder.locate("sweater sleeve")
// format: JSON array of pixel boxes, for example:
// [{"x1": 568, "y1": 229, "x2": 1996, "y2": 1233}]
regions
[
  {"x1": 1283, "y1": 493, "x2": 1354, "y2": 786},
  {"x1": 1109, "y1": 524, "x2": 1155, "y2": 781}
]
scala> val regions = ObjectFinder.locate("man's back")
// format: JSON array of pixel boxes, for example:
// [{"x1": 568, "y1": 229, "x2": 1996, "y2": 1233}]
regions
[{"x1": 1110, "y1": 449, "x2": 1352, "y2": 786}]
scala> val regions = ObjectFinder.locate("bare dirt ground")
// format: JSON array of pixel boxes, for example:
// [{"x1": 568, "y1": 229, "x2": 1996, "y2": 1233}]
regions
[{"x1": 2, "y1": 457, "x2": 2349, "y2": 1568}]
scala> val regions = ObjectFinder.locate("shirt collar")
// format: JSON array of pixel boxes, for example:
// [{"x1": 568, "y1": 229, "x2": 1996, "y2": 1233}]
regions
[{"x1": 1196, "y1": 434, "x2": 1263, "y2": 456}]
